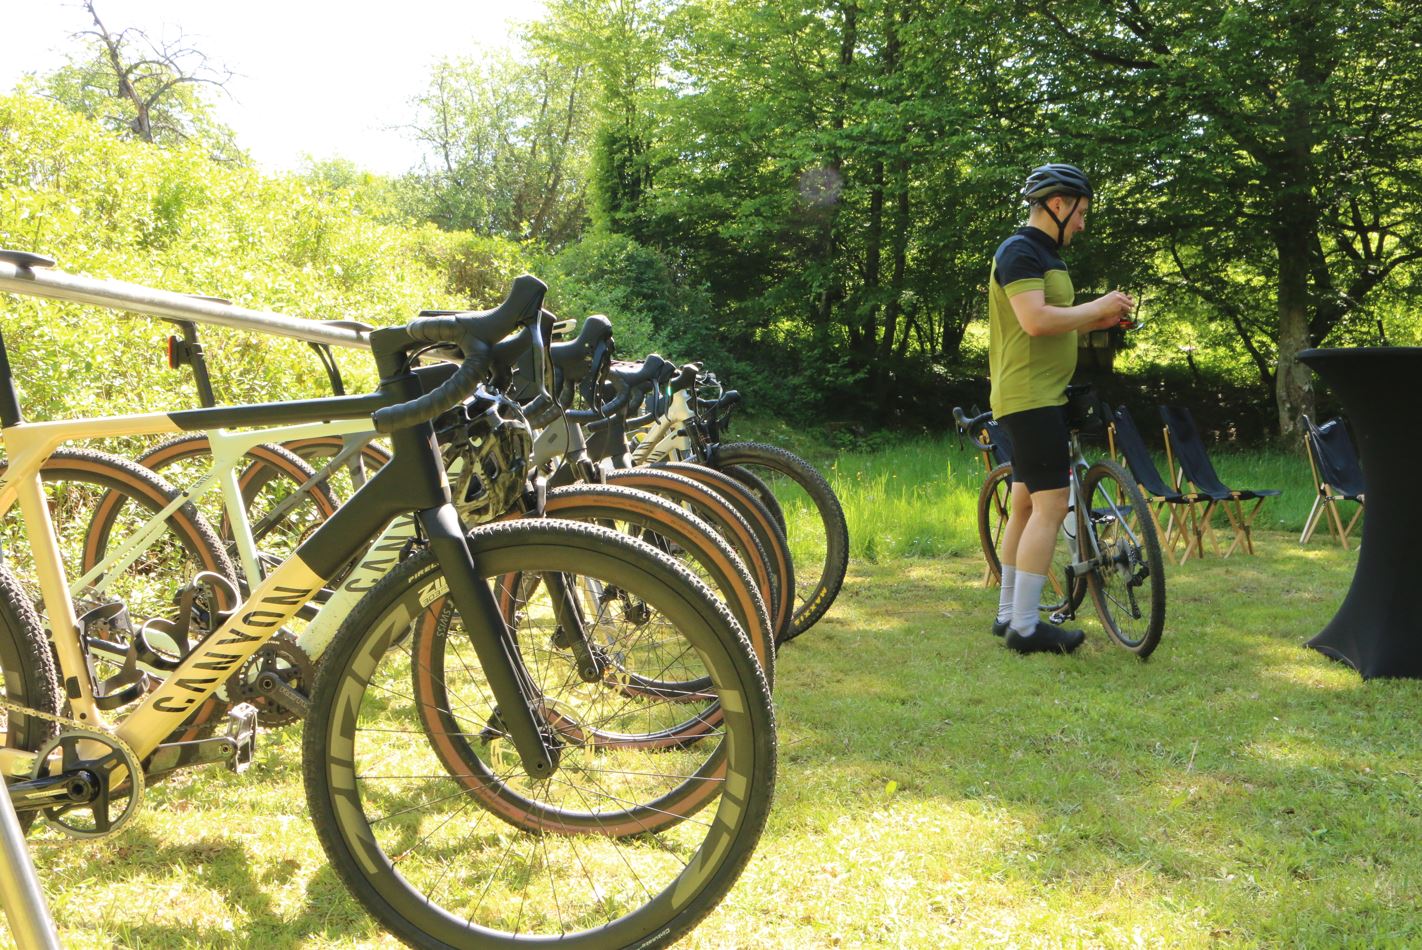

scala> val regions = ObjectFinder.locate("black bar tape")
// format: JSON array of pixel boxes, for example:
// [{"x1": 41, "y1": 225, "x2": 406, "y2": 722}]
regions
[
  {"x1": 372, "y1": 274, "x2": 547, "y2": 434},
  {"x1": 565, "y1": 387, "x2": 631, "y2": 424},
  {"x1": 372, "y1": 342, "x2": 491, "y2": 434}
]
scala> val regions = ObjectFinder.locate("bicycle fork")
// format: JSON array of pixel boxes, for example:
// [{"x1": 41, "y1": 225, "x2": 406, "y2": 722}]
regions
[{"x1": 418, "y1": 504, "x2": 562, "y2": 780}]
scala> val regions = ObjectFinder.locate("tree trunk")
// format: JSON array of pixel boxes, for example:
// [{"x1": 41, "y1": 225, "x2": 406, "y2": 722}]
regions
[
  {"x1": 849, "y1": 158, "x2": 885, "y2": 392},
  {"x1": 812, "y1": 1, "x2": 857, "y2": 353},
  {"x1": 874, "y1": 158, "x2": 910, "y2": 412},
  {"x1": 941, "y1": 303, "x2": 970, "y2": 360},
  {"x1": 1274, "y1": 225, "x2": 1316, "y2": 441}
]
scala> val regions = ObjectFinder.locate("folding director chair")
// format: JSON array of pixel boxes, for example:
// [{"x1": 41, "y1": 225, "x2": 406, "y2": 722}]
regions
[
  {"x1": 1301, "y1": 414, "x2": 1365, "y2": 549},
  {"x1": 1160, "y1": 405, "x2": 1281, "y2": 557},
  {"x1": 1108, "y1": 406, "x2": 1210, "y2": 564}
]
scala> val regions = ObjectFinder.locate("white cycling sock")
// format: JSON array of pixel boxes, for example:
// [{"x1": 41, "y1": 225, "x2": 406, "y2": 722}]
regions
[
  {"x1": 1010, "y1": 570, "x2": 1046, "y2": 636},
  {"x1": 996, "y1": 565, "x2": 1016, "y2": 624}
]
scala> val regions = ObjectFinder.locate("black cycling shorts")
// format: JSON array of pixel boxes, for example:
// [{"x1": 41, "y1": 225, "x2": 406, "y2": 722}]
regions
[{"x1": 998, "y1": 405, "x2": 1070, "y2": 493}]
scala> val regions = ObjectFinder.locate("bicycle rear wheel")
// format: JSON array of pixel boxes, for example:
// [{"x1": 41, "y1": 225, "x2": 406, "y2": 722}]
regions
[
  {"x1": 93, "y1": 434, "x2": 339, "y2": 583},
  {"x1": 1081, "y1": 460, "x2": 1166, "y2": 657},
  {"x1": 707, "y1": 442, "x2": 848, "y2": 640},
  {"x1": 13, "y1": 448, "x2": 241, "y2": 738},
  {"x1": 304, "y1": 519, "x2": 775, "y2": 949}
]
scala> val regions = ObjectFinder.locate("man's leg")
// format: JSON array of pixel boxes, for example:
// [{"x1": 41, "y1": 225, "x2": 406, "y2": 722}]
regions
[
  {"x1": 1006, "y1": 486, "x2": 1084, "y2": 653},
  {"x1": 1015, "y1": 486, "x2": 1069, "y2": 577},
  {"x1": 1009, "y1": 486, "x2": 1068, "y2": 635},
  {"x1": 995, "y1": 481, "x2": 1033, "y2": 629}
]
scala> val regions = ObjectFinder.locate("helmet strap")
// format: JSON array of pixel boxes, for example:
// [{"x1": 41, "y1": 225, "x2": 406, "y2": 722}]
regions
[{"x1": 1041, "y1": 195, "x2": 1081, "y2": 247}]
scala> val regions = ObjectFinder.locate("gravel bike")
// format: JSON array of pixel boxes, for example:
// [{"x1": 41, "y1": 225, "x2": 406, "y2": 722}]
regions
[
  {"x1": 0, "y1": 274, "x2": 777, "y2": 947},
  {"x1": 954, "y1": 387, "x2": 1167, "y2": 657}
]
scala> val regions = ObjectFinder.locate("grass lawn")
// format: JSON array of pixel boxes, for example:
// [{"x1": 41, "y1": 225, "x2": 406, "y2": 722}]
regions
[
  {"x1": 17, "y1": 533, "x2": 1415, "y2": 948},
  {"x1": 8, "y1": 434, "x2": 1409, "y2": 948}
]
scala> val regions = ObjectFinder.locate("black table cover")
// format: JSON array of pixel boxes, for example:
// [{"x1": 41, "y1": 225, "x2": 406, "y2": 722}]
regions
[{"x1": 1298, "y1": 347, "x2": 1418, "y2": 679}]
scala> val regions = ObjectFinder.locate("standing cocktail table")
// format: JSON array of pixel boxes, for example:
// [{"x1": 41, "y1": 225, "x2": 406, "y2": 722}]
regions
[{"x1": 1298, "y1": 347, "x2": 1417, "y2": 678}]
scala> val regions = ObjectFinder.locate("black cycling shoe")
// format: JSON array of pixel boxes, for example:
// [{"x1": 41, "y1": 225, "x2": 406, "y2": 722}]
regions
[
  {"x1": 1004, "y1": 621, "x2": 1085, "y2": 655},
  {"x1": 991, "y1": 619, "x2": 1010, "y2": 638}
]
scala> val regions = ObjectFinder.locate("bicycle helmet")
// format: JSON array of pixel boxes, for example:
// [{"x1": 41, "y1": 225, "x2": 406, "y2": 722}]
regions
[
  {"x1": 444, "y1": 390, "x2": 534, "y2": 523},
  {"x1": 1023, "y1": 164, "x2": 1094, "y2": 202},
  {"x1": 1023, "y1": 163, "x2": 1093, "y2": 246}
]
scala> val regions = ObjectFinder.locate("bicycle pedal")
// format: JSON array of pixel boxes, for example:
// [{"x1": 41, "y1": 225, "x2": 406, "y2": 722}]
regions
[{"x1": 225, "y1": 702, "x2": 258, "y2": 773}]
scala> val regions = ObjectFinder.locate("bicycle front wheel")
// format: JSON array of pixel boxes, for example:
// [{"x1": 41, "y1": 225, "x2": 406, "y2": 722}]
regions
[
  {"x1": 1081, "y1": 460, "x2": 1166, "y2": 657},
  {"x1": 0, "y1": 566, "x2": 63, "y2": 831},
  {"x1": 653, "y1": 462, "x2": 795, "y2": 644},
  {"x1": 304, "y1": 519, "x2": 776, "y2": 949}
]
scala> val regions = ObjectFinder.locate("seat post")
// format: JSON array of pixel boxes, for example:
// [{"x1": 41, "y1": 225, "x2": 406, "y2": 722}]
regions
[
  {"x1": 0, "y1": 329, "x2": 23, "y2": 428},
  {"x1": 162, "y1": 319, "x2": 218, "y2": 407}
]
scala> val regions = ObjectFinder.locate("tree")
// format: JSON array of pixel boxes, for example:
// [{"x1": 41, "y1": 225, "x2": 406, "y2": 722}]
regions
[
  {"x1": 41, "y1": 0, "x2": 239, "y2": 160},
  {"x1": 403, "y1": 53, "x2": 591, "y2": 245},
  {"x1": 532, "y1": 0, "x2": 675, "y2": 239},
  {"x1": 1015, "y1": 0, "x2": 1422, "y2": 437}
]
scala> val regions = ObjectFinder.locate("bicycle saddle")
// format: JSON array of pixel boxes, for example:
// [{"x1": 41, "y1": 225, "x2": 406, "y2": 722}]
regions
[{"x1": 0, "y1": 249, "x2": 57, "y2": 269}]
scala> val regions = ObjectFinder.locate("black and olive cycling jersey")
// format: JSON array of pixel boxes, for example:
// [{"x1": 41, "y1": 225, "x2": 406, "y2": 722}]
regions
[{"x1": 987, "y1": 226, "x2": 1077, "y2": 419}]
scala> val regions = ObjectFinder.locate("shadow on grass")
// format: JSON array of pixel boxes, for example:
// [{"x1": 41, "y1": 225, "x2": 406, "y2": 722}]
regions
[
  {"x1": 34, "y1": 826, "x2": 374, "y2": 947},
  {"x1": 765, "y1": 534, "x2": 1422, "y2": 942}
]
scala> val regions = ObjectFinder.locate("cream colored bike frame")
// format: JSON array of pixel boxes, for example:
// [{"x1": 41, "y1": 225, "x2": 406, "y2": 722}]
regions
[
  {"x1": 628, "y1": 389, "x2": 695, "y2": 465},
  {"x1": 0, "y1": 413, "x2": 341, "y2": 776},
  {"x1": 68, "y1": 418, "x2": 375, "y2": 590}
]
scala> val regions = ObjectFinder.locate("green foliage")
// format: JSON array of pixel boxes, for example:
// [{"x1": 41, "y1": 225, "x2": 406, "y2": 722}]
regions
[
  {"x1": 534, "y1": 0, "x2": 671, "y2": 239},
  {"x1": 519, "y1": 0, "x2": 1422, "y2": 433},
  {"x1": 13, "y1": 0, "x2": 1422, "y2": 437},
  {"x1": 0, "y1": 93, "x2": 535, "y2": 422},
  {"x1": 297, "y1": 158, "x2": 410, "y2": 226},
  {"x1": 400, "y1": 55, "x2": 592, "y2": 245},
  {"x1": 538, "y1": 228, "x2": 712, "y2": 364}
]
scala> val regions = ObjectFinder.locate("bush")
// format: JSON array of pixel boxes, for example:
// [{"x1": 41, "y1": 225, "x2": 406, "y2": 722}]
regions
[
  {"x1": 0, "y1": 93, "x2": 536, "y2": 424},
  {"x1": 538, "y1": 229, "x2": 718, "y2": 365}
]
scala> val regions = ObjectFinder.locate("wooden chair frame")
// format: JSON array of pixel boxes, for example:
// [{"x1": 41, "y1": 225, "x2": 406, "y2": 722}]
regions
[
  {"x1": 1104, "y1": 414, "x2": 1214, "y2": 565},
  {"x1": 1301, "y1": 426, "x2": 1365, "y2": 549},
  {"x1": 1160, "y1": 420, "x2": 1273, "y2": 558}
]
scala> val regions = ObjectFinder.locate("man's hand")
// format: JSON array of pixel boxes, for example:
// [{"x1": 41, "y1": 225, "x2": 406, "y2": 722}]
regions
[{"x1": 1088, "y1": 290, "x2": 1136, "y2": 330}]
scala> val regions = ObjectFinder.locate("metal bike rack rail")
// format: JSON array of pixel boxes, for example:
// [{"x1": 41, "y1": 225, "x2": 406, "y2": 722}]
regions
[
  {"x1": 0, "y1": 780, "x2": 59, "y2": 950},
  {"x1": 0, "y1": 256, "x2": 371, "y2": 350}
]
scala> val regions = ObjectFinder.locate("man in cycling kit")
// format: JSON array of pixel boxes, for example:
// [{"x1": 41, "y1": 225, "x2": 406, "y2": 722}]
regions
[{"x1": 987, "y1": 164, "x2": 1135, "y2": 654}]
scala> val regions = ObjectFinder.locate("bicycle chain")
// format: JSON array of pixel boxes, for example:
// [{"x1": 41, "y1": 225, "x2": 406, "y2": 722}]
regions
[{"x1": 0, "y1": 694, "x2": 145, "y2": 840}]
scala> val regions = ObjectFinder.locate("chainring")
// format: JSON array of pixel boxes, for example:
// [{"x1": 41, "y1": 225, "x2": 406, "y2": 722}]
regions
[
  {"x1": 30, "y1": 726, "x2": 145, "y2": 840},
  {"x1": 223, "y1": 629, "x2": 314, "y2": 726}
]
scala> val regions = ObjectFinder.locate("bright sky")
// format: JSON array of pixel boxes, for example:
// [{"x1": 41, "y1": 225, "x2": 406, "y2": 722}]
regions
[{"x1": 2, "y1": 0, "x2": 546, "y2": 176}]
